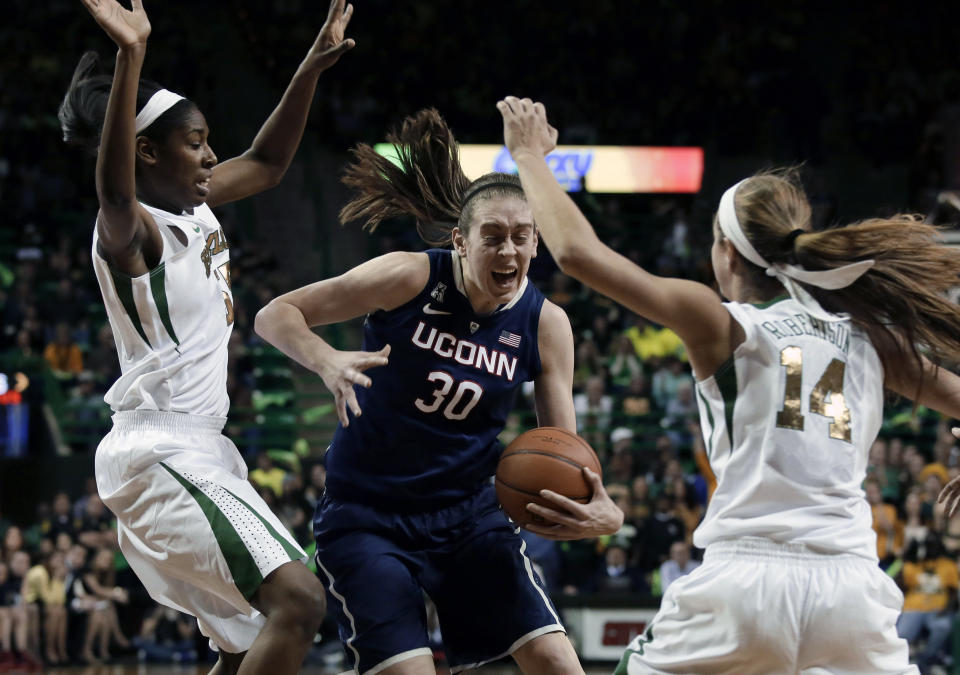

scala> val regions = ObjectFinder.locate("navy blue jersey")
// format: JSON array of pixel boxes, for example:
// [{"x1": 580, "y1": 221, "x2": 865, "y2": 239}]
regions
[{"x1": 324, "y1": 249, "x2": 545, "y2": 511}]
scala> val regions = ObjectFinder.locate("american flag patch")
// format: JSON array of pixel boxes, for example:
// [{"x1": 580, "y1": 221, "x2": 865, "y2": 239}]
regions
[{"x1": 498, "y1": 330, "x2": 521, "y2": 348}]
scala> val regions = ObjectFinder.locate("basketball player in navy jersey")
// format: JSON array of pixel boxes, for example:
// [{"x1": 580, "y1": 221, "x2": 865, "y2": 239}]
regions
[{"x1": 255, "y1": 109, "x2": 623, "y2": 674}]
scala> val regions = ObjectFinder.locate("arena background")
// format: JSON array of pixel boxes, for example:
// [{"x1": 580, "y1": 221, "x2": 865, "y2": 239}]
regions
[{"x1": 2, "y1": 0, "x2": 960, "y2": 672}]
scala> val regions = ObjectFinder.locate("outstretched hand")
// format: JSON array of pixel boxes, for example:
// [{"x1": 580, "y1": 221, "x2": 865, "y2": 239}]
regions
[
  {"x1": 496, "y1": 96, "x2": 559, "y2": 161},
  {"x1": 522, "y1": 468, "x2": 625, "y2": 541},
  {"x1": 81, "y1": 0, "x2": 150, "y2": 49},
  {"x1": 319, "y1": 344, "x2": 390, "y2": 427},
  {"x1": 304, "y1": 0, "x2": 356, "y2": 73},
  {"x1": 937, "y1": 426, "x2": 960, "y2": 516}
]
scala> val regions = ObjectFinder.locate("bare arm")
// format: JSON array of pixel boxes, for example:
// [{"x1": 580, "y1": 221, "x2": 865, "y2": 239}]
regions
[
  {"x1": 254, "y1": 251, "x2": 428, "y2": 425},
  {"x1": 531, "y1": 300, "x2": 576, "y2": 431},
  {"x1": 497, "y1": 97, "x2": 736, "y2": 378},
  {"x1": 81, "y1": 0, "x2": 160, "y2": 268},
  {"x1": 207, "y1": 0, "x2": 354, "y2": 206}
]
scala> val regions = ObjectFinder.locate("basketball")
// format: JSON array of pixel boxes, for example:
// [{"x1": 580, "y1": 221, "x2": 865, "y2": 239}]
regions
[{"x1": 495, "y1": 426, "x2": 602, "y2": 527}]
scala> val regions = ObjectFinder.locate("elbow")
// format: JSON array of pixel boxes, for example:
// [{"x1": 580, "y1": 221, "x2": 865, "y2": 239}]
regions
[
  {"x1": 253, "y1": 302, "x2": 277, "y2": 342},
  {"x1": 551, "y1": 246, "x2": 591, "y2": 279}
]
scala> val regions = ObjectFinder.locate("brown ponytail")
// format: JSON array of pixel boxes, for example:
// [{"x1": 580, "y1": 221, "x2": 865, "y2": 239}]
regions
[
  {"x1": 731, "y1": 169, "x2": 960, "y2": 387},
  {"x1": 339, "y1": 108, "x2": 524, "y2": 246}
]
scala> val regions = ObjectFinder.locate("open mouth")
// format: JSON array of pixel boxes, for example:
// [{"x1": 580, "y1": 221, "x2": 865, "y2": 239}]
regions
[
  {"x1": 492, "y1": 269, "x2": 517, "y2": 286},
  {"x1": 197, "y1": 178, "x2": 211, "y2": 196}
]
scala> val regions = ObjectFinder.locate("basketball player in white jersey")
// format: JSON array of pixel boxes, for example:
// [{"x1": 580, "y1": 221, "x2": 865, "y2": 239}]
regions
[
  {"x1": 498, "y1": 97, "x2": 960, "y2": 674},
  {"x1": 58, "y1": 1, "x2": 355, "y2": 672}
]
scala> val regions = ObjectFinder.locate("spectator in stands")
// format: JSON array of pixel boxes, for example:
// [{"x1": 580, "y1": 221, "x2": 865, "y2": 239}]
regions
[
  {"x1": 2, "y1": 527, "x2": 24, "y2": 564},
  {"x1": 660, "y1": 541, "x2": 700, "y2": 594},
  {"x1": 606, "y1": 432, "x2": 636, "y2": 485},
  {"x1": 615, "y1": 372, "x2": 655, "y2": 422},
  {"x1": 304, "y1": 462, "x2": 326, "y2": 508},
  {"x1": 586, "y1": 541, "x2": 648, "y2": 594},
  {"x1": 277, "y1": 472, "x2": 312, "y2": 546},
  {"x1": 574, "y1": 374, "x2": 613, "y2": 434},
  {"x1": 623, "y1": 315, "x2": 684, "y2": 363},
  {"x1": 651, "y1": 356, "x2": 693, "y2": 412},
  {"x1": 43, "y1": 322, "x2": 83, "y2": 377},
  {"x1": 901, "y1": 487, "x2": 930, "y2": 556},
  {"x1": 897, "y1": 533, "x2": 958, "y2": 672},
  {"x1": 3, "y1": 551, "x2": 38, "y2": 669},
  {"x1": 249, "y1": 451, "x2": 287, "y2": 498},
  {"x1": 84, "y1": 324, "x2": 120, "y2": 390},
  {"x1": 866, "y1": 477, "x2": 903, "y2": 565},
  {"x1": 24, "y1": 550, "x2": 68, "y2": 664},
  {"x1": 629, "y1": 475, "x2": 652, "y2": 523},
  {"x1": 661, "y1": 380, "x2": 698, "y2": 430},
  {"x1": 40, "y1": 492, "x2": 77, "y2": 543},
  {"x1": 76, "y1": 496, "x2": 114, "y2": 551},
  {"x1": 669, "y1": 479, "x2": 703, "y2": 547},
  {"x1": 132, "y1": 604, "x2": 198, "y2": 664},
  {"x1": 607, "y1": 334, "x2": 643, "y2": 391},
  {"x1": 0, "y1": 561, "x2": 12, "y2": 666},
  {"x1": 637, "y1": 494, "x2": 686, "y2": 572},
  {"x1": 589, "y1": 313, "x2": 614, "y2": 355},
  {"x1": 79, "y1": 548, "x2": 129, "y2": 664},
  {"x1": 573, "y1": 337, "x2": 606, "y2": 391}
]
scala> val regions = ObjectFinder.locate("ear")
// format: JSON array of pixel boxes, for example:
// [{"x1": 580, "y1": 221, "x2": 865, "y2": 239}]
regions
[
  {"x1": 135, "y1": 136, "x2": 160, "y2": 166},
  {"x1": 451, "y1": 227, "x2": 467, "y2": 257},
  {"x1": 531, "y1": 227, "x2": 539, "y2": 259},
  {"x1": 722, "y1": 237, "x2": 739, "y2": 270}
]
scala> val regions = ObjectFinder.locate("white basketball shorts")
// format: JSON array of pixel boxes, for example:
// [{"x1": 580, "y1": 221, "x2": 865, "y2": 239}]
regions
[
  {"x1": 95, "y1": 410, "x2": 306, "y2": 653},
  {"x1": 616, "y1": 537, "x2": 917, "y2": 674}
]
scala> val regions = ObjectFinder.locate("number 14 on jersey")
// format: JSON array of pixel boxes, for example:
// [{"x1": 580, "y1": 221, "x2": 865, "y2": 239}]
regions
[{"x1": 776, "y1": 346, "x2": 852, "y2": 442}]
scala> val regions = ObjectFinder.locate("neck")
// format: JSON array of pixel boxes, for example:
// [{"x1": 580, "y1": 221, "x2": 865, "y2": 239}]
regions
[{"x1": 136, "y1": 185, "x2": 188, "y2": 215}]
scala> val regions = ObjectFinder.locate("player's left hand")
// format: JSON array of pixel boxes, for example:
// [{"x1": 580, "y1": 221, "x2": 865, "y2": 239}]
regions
[
  {"x1": 522, "y1": 468, "x2": 625, "y2": 540},
  {"x1": 938, "y1": 427, "x2": 960, "y2": 516},
  {"x1": 496, "y1": 96, "x2": 558, "y2": 161},
  {"x1": 304, "y1": 0, "x2": 355, "y2": 73}
]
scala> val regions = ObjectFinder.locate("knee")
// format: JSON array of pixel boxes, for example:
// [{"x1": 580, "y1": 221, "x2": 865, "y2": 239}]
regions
[{"x1": 258, "y1": 567, "x2": 326, "y2": 634}]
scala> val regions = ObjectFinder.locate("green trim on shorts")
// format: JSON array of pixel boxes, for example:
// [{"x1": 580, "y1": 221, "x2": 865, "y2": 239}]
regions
[
  {"x1": 613, "y1": 627, "x2": 655, "y2": 675},
  {"x1": 220, "y1": 484, "x2": 303, "y2": 562},
  {"x1": 160, "y1": 463, "x2": 263, "y2": 600}
]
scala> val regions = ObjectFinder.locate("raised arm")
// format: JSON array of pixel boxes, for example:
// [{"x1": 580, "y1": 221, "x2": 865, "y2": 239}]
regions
[
  {"x1": 81, "y1": 0, "x2": 160, "y2": 266},
  {"x1": 206, "y1": 0, "x2": 355, "y2": 206},
  {"x1": 496, "y1": 96, "x2": 737, "y2": 378},
  {"x1": 254, "y1": 251, "x2": 427, "y2": 426}
]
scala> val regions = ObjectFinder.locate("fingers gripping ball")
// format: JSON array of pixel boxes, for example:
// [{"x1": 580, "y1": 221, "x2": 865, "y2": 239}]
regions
[{"x1": 495, "y1": 427, "x2": 602, "y2": 527}]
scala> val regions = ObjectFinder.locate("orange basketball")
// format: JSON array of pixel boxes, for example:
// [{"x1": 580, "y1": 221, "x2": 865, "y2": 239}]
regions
[{"x1": 495, "y1": 426, "x2": 602, "y2": 528}]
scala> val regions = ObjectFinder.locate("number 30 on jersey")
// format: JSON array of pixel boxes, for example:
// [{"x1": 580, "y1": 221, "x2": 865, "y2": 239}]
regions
[{"x1": 415, "y1": 371, "x2": 483, "y2": 421}]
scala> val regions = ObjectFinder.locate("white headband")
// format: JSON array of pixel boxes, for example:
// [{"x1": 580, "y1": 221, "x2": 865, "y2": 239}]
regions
[
  {"x1": 717, "y1": 179, "x2": 875, "y2": 322},
  {"x1": 135, "y1": 89, "x2": 186, "y2": 134}
]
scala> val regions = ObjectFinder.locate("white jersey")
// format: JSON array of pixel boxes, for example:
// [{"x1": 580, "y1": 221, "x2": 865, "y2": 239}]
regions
[
  {"x1": 693, "y1": 297, "x2": 884, "y2": 560},
  {"x1": 92, "y1": 202, "x2": 234, "y2": 417}
]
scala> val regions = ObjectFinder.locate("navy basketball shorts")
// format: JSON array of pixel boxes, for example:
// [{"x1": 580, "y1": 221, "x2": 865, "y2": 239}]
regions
[{"x1": 313, "y1": 484, "x2": 565, "y2": 674}]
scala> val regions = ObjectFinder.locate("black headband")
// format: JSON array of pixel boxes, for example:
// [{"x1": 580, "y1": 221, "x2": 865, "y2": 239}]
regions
[
  {"x1": 460, "y1": 180, "x2": 524, "y2": 208},
  {"x1": 784, "y1": 228, "x2": 805, "y2": 249}
]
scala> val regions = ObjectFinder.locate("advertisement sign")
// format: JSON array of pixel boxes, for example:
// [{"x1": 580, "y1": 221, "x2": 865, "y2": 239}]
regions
[{"x1": 374, "y1": 143, "x2": 703, "y2": 193}]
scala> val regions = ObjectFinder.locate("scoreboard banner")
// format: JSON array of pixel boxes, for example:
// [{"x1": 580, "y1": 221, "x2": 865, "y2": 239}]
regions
[{"x1": 374, "y1": 143, "x2": 704, "y2": 193}]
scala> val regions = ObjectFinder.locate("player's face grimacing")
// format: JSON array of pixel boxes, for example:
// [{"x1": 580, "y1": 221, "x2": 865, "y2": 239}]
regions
[
  {"x1": 454, "y1": 196, "x2": 538, "y2": 314},
  {"x1": 138, "y1": 108, "x2": 218, "y2": 213}
]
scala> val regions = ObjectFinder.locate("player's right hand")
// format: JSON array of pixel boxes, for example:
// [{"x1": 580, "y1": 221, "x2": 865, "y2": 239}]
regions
[
  {"x1": 81, "y1": 0, "x2": 151, "y2": 49},
  {"x1": 496, "y1": 96, "x2": 559, "y2": 161},
  {"x1": 319, "y1": 345, "x2": 390, "y2": 427}
]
